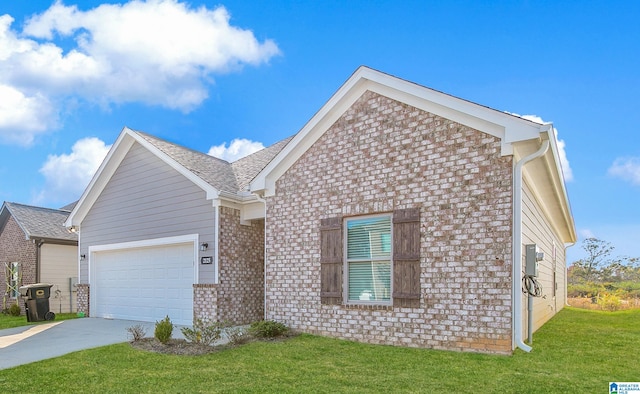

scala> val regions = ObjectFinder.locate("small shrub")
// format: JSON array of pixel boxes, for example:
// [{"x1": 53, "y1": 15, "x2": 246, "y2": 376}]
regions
[
  {"x1": 598, "y1": 292, "x2": 622, "y2": 311},
  {"x1": 248, "y1": 320, "x2": 289, "y2": 339},
  {"x1": 225, "y1": 325, "x2": 250, "y2": 345},
  {"x1": 154, "y1": 315, "x2": 173, "y2": 344},
  {"x1": 8, "y1": 303, "x2": 21, "y2": 316},
  {"x1": 126, "y1": 324, "x2": 147, "y2": 342},
  {"x1": 181, "y1": 318, "x2": 223, "y2": 346}
]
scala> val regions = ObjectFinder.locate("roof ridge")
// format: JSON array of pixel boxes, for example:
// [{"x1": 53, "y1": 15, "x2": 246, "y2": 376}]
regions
[
  {"x1": 5, "y1": 201, "x2": 71, "y2": 213},
  {"x1": 134, "y1": 130, "x2": 230, "y2": 165}
]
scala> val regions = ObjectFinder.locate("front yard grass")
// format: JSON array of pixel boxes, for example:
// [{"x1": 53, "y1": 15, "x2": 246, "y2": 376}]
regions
[
  {"x1": 0, "y1": 312, "x2": 78, "y2": 330},
  {"x1": 0, "y1": 307, "x2": 637, "y2": 393}
]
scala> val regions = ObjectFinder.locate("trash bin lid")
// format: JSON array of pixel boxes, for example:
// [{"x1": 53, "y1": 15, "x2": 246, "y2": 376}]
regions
[{"x1": 18, "y1": 283, "x2": 53, "y2": 296}]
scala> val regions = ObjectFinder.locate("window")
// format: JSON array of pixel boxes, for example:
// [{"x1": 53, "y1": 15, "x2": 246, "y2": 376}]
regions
[
  {"x1": 346, "y1": 215, "x2": 392, "y2": 303},
  {"x1": 320, "y1": 208, "x2": 421, "y2": 308},
  {"x1": 9, "y1": 262, "x2": 19, "y2": 298}
]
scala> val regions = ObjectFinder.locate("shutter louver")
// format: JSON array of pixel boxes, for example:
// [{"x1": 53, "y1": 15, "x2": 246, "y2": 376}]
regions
[
  {"x1": 320, "y1": 217, "x2": 343, "y2": 305},
  {"x1": 393, "y1": 208, "x2": 421, "y2": 308}
]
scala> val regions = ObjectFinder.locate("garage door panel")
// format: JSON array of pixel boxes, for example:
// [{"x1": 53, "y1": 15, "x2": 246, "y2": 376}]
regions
[{"x1": 92, "y1": 242, "x2": 194, "y2": 325}]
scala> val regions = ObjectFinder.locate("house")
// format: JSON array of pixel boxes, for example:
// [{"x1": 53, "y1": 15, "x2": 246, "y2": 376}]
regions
[
  {"x1": 0, "y1": 202, "x2": 78, "y2": 313},
  {"x1": 66, "y1": 66, "x2": 575, "y2": 354}
]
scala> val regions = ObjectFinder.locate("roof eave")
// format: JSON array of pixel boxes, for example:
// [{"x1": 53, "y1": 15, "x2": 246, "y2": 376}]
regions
[{"x1": 251, "y1": 66, "x2": 552, "y2": 197}]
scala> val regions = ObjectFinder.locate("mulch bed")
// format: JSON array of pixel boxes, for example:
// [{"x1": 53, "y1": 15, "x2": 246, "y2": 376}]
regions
[{"x1": 130, "y1": 337, "x2": 226, "y2": 355}]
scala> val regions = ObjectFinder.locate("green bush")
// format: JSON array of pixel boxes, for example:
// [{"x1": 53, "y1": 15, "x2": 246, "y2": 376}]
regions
[
  {"x1": 8, "y1": 303, "x2": 21, "y2": 317},
  {"x1": 248, "y1": 320, "x2": 289, "y2": 339},
  {"x1": 598, "y1": 292, "x2": 622, "y2": 312},
  {"x1": 180, "y1": 318, "x2": 222, "y2": 346},
  {"x1": 154, "y1": 316, "x2": 173, "y2": 344}
]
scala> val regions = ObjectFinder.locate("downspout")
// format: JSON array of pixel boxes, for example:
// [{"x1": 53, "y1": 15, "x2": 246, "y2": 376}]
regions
[
  {"x1": 34, "y1": 239, "x2": 44, "y2": 283},
  {"x1": 214, "y1": 205, "x2": 220, "y2": 284},
  {"x1": 253, "y1": 193, "x2": 268, "y2": 321},
  {"x1": 513, "y1": 138, "x2": 550, "y2": 353},
  {"x1": 564, "y1": 241, "x2": 576, "y2": 307}
]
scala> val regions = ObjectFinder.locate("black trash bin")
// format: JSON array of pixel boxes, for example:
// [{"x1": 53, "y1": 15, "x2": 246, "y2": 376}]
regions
[{"x1": 19, "y1": 283, "x2": 55, "y2": 322}]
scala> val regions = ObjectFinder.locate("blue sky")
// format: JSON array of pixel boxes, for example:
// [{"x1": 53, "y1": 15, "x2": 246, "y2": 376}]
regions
[{"x1": 0, "y1": 0, "x2": 638, "y2": 265}]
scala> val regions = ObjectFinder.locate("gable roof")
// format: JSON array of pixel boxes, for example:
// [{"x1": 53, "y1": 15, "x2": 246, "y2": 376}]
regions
[
  {"x1": 65, "y1": 127, "x2": 291, "y2": 228},
  {"x1": 250, "y1": 66, "x2": 575, "y2": 243},
  {"x1": 0, "y1": 202, "x2": 77, "y2": 244}
]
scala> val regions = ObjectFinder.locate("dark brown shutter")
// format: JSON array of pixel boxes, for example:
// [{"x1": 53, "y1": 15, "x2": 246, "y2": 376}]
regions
[
  {"x1": 393, "y1": 208, "x2": 421, "y2": 308},
  {"x1": 320, "y1": 217, "x2": 343, "y2": 305}
]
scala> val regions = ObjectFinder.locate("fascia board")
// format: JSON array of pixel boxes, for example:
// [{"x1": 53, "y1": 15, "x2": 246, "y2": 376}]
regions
[
  {"x1": 1, "y1": 203, "x2": 30, "y2": 240},
  {"x1": 251, "y1": 66, "x2": 549, "y2": 196},
  {"x1": 65, "y1": 128, "x2": 135, "y2": 228},
  {"x1": 363, "y1": 71, "x2": 544, "y2": 147},
  {"x1": 251, "y1": 74, "x2": 370, "y2": 196},
  {"x1": 66, "y1": 127, "x2": 221, "y2": 228},
  {"x1": 544, "y1": 136, "x2": 577, "y2": 242}
]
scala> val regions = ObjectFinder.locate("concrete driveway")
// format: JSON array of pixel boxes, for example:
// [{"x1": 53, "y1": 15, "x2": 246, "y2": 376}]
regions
[{"x1": 0, "y1": 318, "x2": 184, "y2": 370}]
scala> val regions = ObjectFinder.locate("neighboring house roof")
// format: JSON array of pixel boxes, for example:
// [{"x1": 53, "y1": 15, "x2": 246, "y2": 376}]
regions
[
  {"x1": 59, "y1": 201, "x2": 78, "y2": 212},
  {"x1": 0, "y1": 202, "x2": 78, "y2": 244},
  {"x1": 250, "y1": 66, "x2": 576, "y2": 243},
  {"x1": 65, "y1": 128, "x2": 292, "y2": 227}
]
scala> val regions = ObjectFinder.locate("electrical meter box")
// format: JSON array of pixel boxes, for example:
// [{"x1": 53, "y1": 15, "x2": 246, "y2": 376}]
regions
[{"x1": 525, "y1": 244, "x2": 543, "y2": 277}]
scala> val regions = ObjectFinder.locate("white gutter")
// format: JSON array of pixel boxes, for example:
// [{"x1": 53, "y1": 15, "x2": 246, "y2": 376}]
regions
[
  {"x1": 564, "y1": 241, "x2": 577, "y2": 307},
  {"x1": 253, "y1": 193, "x2": 268, "y2": 320},
  {"x1": 513, "y1": 138, "x2": 550, "y2": 353}
]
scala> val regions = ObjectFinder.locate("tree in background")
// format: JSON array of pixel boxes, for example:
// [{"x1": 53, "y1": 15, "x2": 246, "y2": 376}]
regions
[{"x1": 568, "y1": 238, "x2": 640, "y2": 310}]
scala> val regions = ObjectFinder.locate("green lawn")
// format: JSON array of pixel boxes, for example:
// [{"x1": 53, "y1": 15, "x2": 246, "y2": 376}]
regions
[
  {"x1": 0, "y1": 313, "x2": 78, "y2": 329},
  {"x1": 0, "y1": 307, "x2": 637, "y2": 393}
]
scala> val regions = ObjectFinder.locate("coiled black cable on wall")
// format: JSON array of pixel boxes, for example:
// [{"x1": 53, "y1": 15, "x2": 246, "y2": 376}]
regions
[{"x1": 522, "y1": 275, "x2": 543, "y2": 298}]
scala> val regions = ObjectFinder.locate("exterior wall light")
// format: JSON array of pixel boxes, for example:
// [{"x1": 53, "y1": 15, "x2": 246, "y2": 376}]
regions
[{"x1": 200, "y1": 243, "x2": 208, "y2": 251}]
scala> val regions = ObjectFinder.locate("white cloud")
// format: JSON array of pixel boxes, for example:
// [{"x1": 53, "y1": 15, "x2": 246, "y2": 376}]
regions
[
  {"x1": 208, "y1": 138, "x2": 264, "y2": 162},
  {"x1": 37, "y1": 137, "x2": 111, "y2": 204},
  {"x1": 509, "y1": 113, "x2": 573, "y2": 182},
  {"x1": 0, "y1": 1, "x2": 280, "y2": 145},
  {"x1": 0, "y1": 84, "x2": 57, "y2": 145},
  {"x1": 578, "y1": 228, "x2": 596, "y2": 239},
  {"x1": 555, "y1": 137, "x2": 573, "y2": 182},
  {"x1": 608, "y1": 157, "x2": 640, "y2": 186}
]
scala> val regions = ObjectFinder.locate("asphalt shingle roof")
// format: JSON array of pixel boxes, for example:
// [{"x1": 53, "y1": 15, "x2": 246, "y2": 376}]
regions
[
  {"x1": 232, "y1": 136, "x2": 294, "y2": 191},
  {"x1": 134, "y1": 131, "x2": 292, "y2": 194},
  {"x1": 1, "y1": 202, "x2": 77, "y2": 242}
]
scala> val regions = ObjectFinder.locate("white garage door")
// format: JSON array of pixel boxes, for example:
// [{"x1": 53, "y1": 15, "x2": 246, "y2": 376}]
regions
[{"x1": 91, "y1": 242, "x2": 195, "y2": 325}]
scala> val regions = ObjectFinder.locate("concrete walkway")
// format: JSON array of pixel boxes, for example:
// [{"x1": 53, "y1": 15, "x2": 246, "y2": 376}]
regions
[{"x1": 0, "y1": 317, "x2": 184, "y2": 370}]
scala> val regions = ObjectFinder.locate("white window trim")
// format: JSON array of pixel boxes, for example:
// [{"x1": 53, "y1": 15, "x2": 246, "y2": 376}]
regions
[
  {"x1": 9, "y1": 262, "x2": 19, "y2": 299},
  {"x1": 343, "y1": 214, "x2": 393, "y2": 306}
]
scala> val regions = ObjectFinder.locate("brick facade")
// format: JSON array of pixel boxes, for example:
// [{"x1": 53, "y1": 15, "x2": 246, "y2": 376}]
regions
[
  {"x1": 193, "y1": 284, "x2": 218, "y2": 321},
  {"x1": 265, "y1": 91, "x2": 514, "y2": 354},
  {"x1": 76, "y1": 284, "x2": 89, "y2": 316},
  {"x1": 216, "y1": 206, "x2": 265, "y2": 324},
  {"x1": 0, "y1": 216, "x2": 37, "y2": 311}
]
